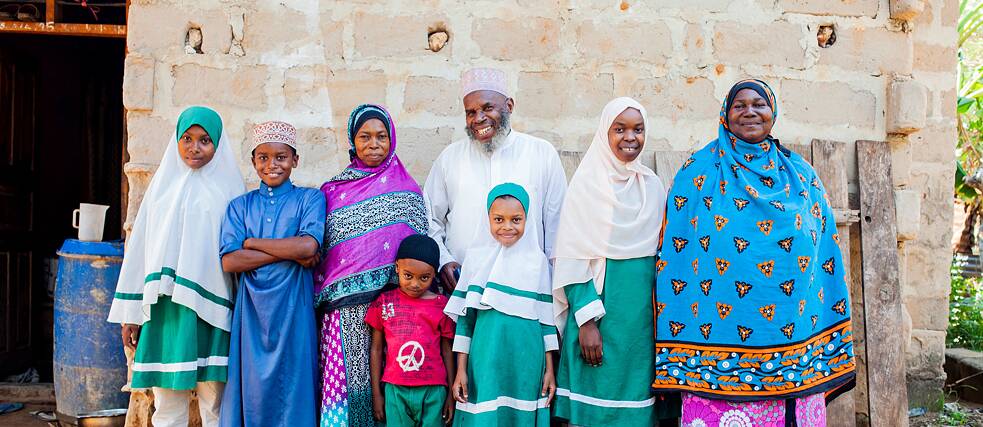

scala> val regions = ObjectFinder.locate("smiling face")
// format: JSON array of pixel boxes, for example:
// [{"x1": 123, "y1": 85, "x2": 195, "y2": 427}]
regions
[
  {"x1": 727, "y1": 88, "x2": 775, "y2": 144},
  {"x1": 488, "y1": 196, "x2": 526, "y2": 247},
  {"x1": 353, "y1": 118, "x2": 391, "y2": 167},
  {"x1": 464, "y1": 90, "x2": 514, "y2": 145},
  {"x1": 177, "y1": 125, "x2": 216, "y2": 169},
  {"x1": 251, "y1": 142, "x2": 298, "y2": 187},
  {"x1": 395, "y1": 258, "x2": 435, "y2": 299},
  {"x1": 607, "y1": 107, "x2": 645, "y2": 163}
]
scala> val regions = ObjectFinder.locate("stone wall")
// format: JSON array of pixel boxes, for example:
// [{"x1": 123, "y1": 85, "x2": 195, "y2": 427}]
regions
[{"x1": 122, "y1": 0, "x2": 957, "y2": 414}]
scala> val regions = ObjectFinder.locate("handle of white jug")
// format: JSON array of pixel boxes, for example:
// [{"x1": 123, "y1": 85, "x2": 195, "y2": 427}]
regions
[{"x1": 72, "y1": 209, "x2": 80, "y2": 229}]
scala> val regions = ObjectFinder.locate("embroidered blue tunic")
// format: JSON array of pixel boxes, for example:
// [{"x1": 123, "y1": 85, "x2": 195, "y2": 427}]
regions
[{"x1": 218, "y1": 180, "x2": 325, "y2": 427}]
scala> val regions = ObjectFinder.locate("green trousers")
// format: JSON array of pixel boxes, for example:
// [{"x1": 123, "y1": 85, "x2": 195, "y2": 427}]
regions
[{"x1": 384, "y1": 384, "x2": 446, "y2": 427}]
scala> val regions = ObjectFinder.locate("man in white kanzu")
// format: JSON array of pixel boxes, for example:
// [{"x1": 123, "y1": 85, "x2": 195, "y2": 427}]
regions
[{"x1": 424, "y1": 67, "x2": 567, "y2": 290}]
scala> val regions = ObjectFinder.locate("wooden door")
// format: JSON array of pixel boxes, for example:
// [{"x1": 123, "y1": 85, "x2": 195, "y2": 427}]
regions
[{"x1": 0, "y1": 47, "x2": 39, "y2": 374}]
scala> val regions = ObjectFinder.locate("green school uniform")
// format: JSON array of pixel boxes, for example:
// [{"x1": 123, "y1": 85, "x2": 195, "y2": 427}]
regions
[
  {"x1": 130, "y1": 296, "x2": 230, "y2": 389},
  {"x1": 452, "y1": 308, "x2": 553, "y2": 426},
  {"x1": 554, "y1": 257, "x2": 681, "y2": 426}
]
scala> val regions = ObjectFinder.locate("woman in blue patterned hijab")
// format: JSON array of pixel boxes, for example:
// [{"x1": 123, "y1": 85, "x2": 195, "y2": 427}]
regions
[{"x1": 651, "y1": 79, "x2": 856, "y2": 426}]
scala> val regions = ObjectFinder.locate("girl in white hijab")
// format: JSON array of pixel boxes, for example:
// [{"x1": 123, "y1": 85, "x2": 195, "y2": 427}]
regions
[
  {"x1": 552, "y1": 97, "x2": 678, "y2": 426},
  {"x1": 445, "y1": 183, "x2": 558, "y2": 426},
  {"x1": 108, "y1": 106, "x2": 244, "y2": 427}
]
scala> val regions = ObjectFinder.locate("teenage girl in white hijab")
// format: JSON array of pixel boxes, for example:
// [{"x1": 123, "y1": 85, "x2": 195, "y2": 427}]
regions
[
  {"x1": 108, "y1": 106, "x2": 244, "y2": 427},
  {"x1": 552, "y1": 97, "x2": 678, "y2": 426}
]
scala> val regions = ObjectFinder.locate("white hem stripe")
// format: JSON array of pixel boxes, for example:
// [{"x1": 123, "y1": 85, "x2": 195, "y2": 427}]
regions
[
  {"x1": 132, "y1": 356, "x2": 229, "y2": 373},
  {"x1": 555, "y1": 388, "x2": 655, "y2": 408},
  {"x1": 455, "y1": 396, "x2": 549, "y2": 414}
]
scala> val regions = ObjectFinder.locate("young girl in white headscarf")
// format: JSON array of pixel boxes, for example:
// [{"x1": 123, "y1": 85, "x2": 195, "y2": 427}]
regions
[
  {"x1": 444, "y1": 183, "x2": 558, "y2": 426},
  {"x1": 552, "y1": 97, "x2": 678, "y2": 426},
  {"x1": 108, "y1": 106, "x2": 245, "y2": 427}
]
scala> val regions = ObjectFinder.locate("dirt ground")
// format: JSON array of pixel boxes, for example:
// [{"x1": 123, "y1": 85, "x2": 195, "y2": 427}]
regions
[
  {"x1": 2, "y1": 401, "x2": 982, "y2": 426},
  {"x1": 0, "y1": 403, "x2": 55, "y2": 427},
  {"x1": 911, "y1": 400, "x2": 983, "y2": 426}
]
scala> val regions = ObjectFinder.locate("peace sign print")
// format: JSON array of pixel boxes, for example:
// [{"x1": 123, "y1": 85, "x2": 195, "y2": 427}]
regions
[{"x1": 397, "y1": 340, "x2": 425, "y2": 372}]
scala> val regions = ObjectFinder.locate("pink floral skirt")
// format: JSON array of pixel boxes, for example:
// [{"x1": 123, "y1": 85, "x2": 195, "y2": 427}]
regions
[{"x1": 681, "y1": 392, "x2": 826, "y2": 427}]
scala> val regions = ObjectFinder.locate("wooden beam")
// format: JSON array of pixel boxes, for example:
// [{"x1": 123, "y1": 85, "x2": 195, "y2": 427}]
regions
[
  {"x1": 856, "y1": 140, "x2": 908, "y2": 427},
  {"x1": 0, "y1": 21, "x2": 125, "y2": 38},
  {"x1": 835, "y1": 209, "x2": 861, "y2": 225},
  {"x1": 557, "y1": 150, "x2": 583, "y2": 181},
  {"x1": 653, "y1": 150, "x2": 691, "y2": 188},
  {"x1": 813, "y1": 139, "x2": 862, "y2": 426},
  {"x1": 787, "y1": 143, "x2": 812, "y2": 163},
  {"x1": 45, "y1": 0, "x2": 55, "y2": 23}
]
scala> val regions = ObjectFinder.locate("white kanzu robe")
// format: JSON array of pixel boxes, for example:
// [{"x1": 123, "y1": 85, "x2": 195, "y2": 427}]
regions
[{"x1": 423, "y1": 130, "x2": 567, "y2": 268}]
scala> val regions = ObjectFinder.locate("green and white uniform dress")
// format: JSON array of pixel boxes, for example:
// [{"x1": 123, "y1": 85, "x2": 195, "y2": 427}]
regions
[
  {"x1": 551, "y1": 97, "x2": 675, "y2": 426},
  {"x1": 444, "y1": 183, "x2": 558, "y2": 427},
  {"x1": 108, "y1": 107, "x2": 245, "y2": 390},
  {"x1": 553, "y1": 257, "x2": 680, "y2": 425}
]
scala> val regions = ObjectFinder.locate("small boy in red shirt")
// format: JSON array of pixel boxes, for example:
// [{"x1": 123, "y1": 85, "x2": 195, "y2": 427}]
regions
[{"x1": 366, "y1": 234, "x2": 456, "y2": 426}]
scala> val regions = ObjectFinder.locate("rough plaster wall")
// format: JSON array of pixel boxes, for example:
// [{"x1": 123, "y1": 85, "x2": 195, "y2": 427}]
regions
[
  {"x1": 903, "y1": 0, "x2": 958, "y2": 407},
  {"x1": 122, "y1": 0, "x2": 956, "y2": 410}
]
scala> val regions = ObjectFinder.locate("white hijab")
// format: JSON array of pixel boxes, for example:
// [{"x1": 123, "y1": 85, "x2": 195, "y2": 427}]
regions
[
  {"x1": 444, "y1": 187, "x2": 554, "y2": 327},
  {"x1": 108, "y1": 110, "x2": 245, "y2": 331},
  {"x1": 551, "y1": 97, "x2": 667, "y2": 335}
]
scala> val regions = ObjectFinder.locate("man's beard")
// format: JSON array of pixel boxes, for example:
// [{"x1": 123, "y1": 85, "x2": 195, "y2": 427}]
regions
[{"x1": 467, "y1": 109, "x2": 511, "y2": 155}]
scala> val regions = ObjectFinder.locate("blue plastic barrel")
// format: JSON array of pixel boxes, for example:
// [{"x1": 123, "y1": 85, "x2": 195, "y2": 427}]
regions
[{"x1": 53, "y1": 239, "x2": 129, "y2": 418}]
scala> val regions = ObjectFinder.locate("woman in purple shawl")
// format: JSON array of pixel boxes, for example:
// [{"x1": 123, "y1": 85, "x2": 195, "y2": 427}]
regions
[{"x1": 315, "y1": 104, "x2": 428, "y2": 426}]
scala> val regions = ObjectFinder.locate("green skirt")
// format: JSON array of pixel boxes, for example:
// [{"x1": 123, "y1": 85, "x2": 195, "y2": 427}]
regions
[
  {"x1": 131, "y1": 296, "x2": 229, "y2": 389},
  {"x1": 454, "y1": 309, "x2": 550, "y2": 426},
  {"x1": 554, "y1": 257, "x2": 681, "y2": 426}
]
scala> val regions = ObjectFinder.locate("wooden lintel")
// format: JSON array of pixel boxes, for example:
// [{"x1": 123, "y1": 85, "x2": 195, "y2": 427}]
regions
[{"x1": 0, "y1": 21, "x2": 125, "y2": 38}]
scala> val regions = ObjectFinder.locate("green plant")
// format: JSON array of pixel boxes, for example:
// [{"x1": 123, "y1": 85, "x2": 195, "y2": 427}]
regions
[
  {"x1": 948, "y1": 266, "x2": 983, "y2": 351},
  {"x1": 940, "y1": 402, "x2": 971, "y2": 426},
  {"x1": 957, "y1": 0, "x2": 983, "y2": 201},
  {"x1": 940, "y1": 410, "x2": 968, "y2": 426}
]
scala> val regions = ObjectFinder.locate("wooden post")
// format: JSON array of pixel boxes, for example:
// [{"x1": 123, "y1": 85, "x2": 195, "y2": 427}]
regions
[
  {"x1": 813, "y1": 139, "x2": 862, "y2": 427},
  {"x1": 45, "y1": 0, "x2": 55, "y2": 23},
  {"x1": 856, "y1": 140, "x2": 908, "y2": 427},
  {"x1": 786, "y1": 143, "x2": 812, "y2": 161},
  {"x1": 653, "y1": 151, "x2": 691, "y2": 188}
]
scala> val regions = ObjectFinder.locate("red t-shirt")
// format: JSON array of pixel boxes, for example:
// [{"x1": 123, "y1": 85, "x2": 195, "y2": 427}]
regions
[{"x1": 365, "y1": 288, "x2": 455, "y2": 386}]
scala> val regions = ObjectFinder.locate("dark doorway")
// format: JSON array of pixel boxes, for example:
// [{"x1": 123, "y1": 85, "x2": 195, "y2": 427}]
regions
[{"x1": 0, "y1": 34, "x2": 125, "y2": 381}]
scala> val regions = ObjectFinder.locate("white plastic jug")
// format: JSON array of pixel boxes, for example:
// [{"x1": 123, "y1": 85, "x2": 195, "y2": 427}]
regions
[{"x1": 72, "y1": 203, "x2": 109, "y2": 242}]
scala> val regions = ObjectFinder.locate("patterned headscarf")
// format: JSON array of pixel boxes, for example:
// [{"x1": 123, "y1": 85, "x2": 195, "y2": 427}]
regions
[
  {"x1": 314, "y1": 104, "x2": 428, "y2": 309},
  {"x1": 651, "y1": 80, "x2": 856, "y2": 401},
  {"x1": 346, "y1": 105, "x2": 390, "y2": 161}
]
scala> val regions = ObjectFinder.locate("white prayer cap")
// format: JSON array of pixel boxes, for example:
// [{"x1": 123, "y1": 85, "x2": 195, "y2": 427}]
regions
[
  {"x1": 461, "y1": 67, "x2": 509, "y2": 99},
  {"x1": 252, "y1": 121, "x2": 297, "y2": 150}
]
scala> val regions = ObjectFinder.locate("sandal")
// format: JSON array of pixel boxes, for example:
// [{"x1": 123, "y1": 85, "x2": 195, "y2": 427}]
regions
[{"x1": 16, "y1": 3, "x2": 39, "y2": 22}]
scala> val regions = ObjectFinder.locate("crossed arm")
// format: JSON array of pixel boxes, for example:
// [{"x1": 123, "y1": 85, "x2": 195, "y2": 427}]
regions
[{"x1": 221, "y1": 235, "x2": 319, "y2": 273}]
